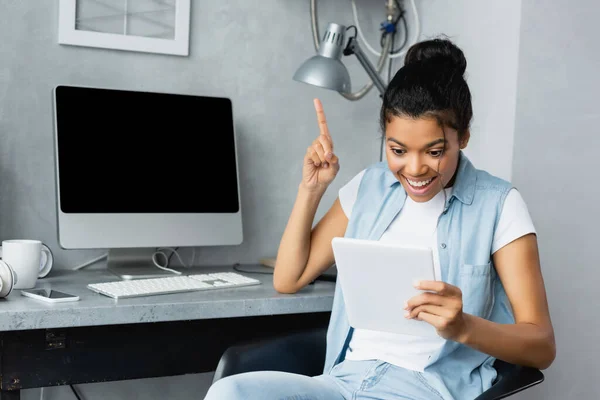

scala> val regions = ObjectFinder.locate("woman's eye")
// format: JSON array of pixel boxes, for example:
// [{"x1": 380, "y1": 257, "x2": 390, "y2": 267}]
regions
[
  {"x1": 429, "y1": 149, "x2": 443, "y2": 158},
  {"x1": 391, "y1": 148, "x2": 405, "y2": 156}
]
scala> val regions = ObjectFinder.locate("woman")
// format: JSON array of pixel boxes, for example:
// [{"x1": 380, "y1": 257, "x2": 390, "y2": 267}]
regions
[{"x1": 205, "y1": 38, "x2": 555, "y2": 400}]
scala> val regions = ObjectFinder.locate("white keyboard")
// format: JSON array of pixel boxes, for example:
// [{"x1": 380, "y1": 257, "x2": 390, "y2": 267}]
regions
[{"x1": 87, "y1": 272, "x2": 261, "y2": 299}]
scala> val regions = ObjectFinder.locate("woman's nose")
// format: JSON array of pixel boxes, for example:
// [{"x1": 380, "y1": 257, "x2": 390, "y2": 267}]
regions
[{"x1": 405, "y1": 155, "x2": 427, "y2": 176}]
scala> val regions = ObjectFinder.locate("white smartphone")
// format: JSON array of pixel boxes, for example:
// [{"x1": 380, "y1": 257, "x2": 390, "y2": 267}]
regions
[{"x1": 21, "y1": 288, "x2": 80, "y2": 303}]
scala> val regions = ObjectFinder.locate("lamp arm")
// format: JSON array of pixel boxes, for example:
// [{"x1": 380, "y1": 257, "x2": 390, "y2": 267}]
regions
[{"x1": 344, "y1": 37, "x2": 387, "y2": 96}]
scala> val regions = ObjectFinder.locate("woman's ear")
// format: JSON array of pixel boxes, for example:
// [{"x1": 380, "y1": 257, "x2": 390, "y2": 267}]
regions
[{"x1": 460, "y1": 131, "x2": 471, "y2": 149}]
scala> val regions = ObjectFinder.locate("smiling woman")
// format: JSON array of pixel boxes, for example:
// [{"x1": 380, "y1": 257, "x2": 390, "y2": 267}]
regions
[
  {"x1": 384, "y1": 117, "x2": 466, "y2": 202},
  {"x1": 380, "y1": 38, "x2": 472, "y2": 205},
  {"x1": 204, "y1": 37, "x2": 555, "y2": 400}
]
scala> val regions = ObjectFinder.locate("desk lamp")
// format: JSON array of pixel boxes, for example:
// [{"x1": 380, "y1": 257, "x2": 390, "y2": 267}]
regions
[
  {"x1": 293, "y1": 22, "x2": 388, "y2": 97},
  {"x1": 292, "y1": 0, "x2": 414, "y2": 101}
]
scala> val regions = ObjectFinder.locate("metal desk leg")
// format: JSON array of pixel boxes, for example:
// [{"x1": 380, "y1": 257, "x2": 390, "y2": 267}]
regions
[{"x1": 0, "y1": 389, "x2": 20, "y2": 400}]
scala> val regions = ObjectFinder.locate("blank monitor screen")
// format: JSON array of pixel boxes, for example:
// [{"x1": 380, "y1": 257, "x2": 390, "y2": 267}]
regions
[
  {"x1": 54, "y1": 85, "x2": 239, "y2": 214},
  {"x1": 53, "y1": 85, "x2": 243, "y2": 250}
]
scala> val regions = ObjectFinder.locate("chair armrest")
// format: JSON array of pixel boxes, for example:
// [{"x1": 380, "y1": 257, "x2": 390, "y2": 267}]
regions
[
  {"x1": 212, "y1": 327, "x2": 327, "y2": 384},
  {"x1": 475, "y1": 360, "x2": 545, "y2": 400}
]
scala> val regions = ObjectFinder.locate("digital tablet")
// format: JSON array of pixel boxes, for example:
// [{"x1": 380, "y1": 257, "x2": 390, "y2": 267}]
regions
[{"x1": 331, "y1": 237, "x2": 439, "y2": 337}]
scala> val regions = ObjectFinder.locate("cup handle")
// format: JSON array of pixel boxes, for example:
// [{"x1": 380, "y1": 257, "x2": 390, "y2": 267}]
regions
[{"x1": 39, "y1": 244, "x2": 54, "y2": 278}]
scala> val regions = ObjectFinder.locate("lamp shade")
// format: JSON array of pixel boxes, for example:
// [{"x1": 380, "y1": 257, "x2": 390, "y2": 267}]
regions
[{"x1": 293, "y1": 23, "x2": 351, "y2": 93}]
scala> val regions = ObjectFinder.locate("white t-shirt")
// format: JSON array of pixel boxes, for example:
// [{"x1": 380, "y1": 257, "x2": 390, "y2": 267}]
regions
[{"x1": 338, "y1": 169, "x2": 536, "y2": 372}]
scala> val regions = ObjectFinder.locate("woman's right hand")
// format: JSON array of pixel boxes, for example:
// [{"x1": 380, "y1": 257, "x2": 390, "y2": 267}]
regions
[{"x1": 302, "y1": 99, "x2": 340, "y2": 192}]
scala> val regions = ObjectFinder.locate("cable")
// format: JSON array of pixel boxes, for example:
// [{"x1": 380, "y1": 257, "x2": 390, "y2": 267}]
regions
[
  {"x1": 346, "y1": 25, "x2": 357, "y2": 40},
  {"x1": 151, "y1": 247, "x2": 186, "y2": 275},
  {"x1": 164, "y1": 247, "x2": 196, "y2": 268},
  {"x1": 70, "y1": 385, "x2": 82, "y2": 400},
  {"x1": 72, "y1": 247, "x2": 196, "y2": 275},
  {"x1": 167, "y1": 247, "x2": 179, "y2": 265},
  {"x1": 388, "y1": 0, "x2": 409, "y2": 55},
  {"x1": 379, "y1": 32, "x2": 396, "y2": 163},
  {"x1": 388, "y1": 33, "x2": 395, "y2": 84},
  {"x1": 390, "y1": 15, "x2": 409, "y2": 54},
  {"x1": 72, "y1": 253, "x2": 108, "y2": 270},
  {"x1": 351, "y1": 0, "x2": 420, "y2": 59},
  {"x1": 233, "y1": 263, "x2": 274, "y2": 275}
]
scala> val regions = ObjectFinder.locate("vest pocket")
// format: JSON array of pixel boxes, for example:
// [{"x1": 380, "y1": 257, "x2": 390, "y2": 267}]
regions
[{"x1": 459, "y1": 262, "x2": 494, "y2": 319}]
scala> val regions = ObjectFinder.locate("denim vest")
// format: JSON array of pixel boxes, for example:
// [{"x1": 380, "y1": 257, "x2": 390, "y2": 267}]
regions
[{"x1": 324, "y1": 151, "x2": 514, "y2": 399}]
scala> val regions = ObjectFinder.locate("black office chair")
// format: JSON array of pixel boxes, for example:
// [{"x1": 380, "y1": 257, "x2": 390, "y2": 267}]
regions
[{"x1": 212, "y1": 327, "x2": 544, "y2": 400}]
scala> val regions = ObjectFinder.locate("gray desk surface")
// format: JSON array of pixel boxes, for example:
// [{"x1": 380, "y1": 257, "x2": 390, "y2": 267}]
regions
[{"x1": 0, "y1": 264, "x2": 335, "y2": 332}]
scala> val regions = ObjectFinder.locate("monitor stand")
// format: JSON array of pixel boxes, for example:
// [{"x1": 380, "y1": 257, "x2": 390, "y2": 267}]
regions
[{"x1": 107, "y1": 248, "x2": 180, "y2": 280}]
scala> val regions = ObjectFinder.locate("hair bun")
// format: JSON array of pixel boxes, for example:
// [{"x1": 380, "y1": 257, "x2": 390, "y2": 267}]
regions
[{"x1": 404, "y1": 38, "x2": 467, "y2": 76}]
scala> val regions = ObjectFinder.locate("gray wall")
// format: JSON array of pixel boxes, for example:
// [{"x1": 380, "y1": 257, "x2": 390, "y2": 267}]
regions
[
  {"x1": 0, "y1": 0, "x2": 557, "y2": 399},
  {"x1": 0, "y1": 0, "x2": 387, "y2": 272},
  {"x1": 511, "y1": 0, "x2": 600, "y2": 399}
]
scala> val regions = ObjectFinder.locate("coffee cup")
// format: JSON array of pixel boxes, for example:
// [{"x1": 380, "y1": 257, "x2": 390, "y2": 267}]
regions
[{"x1": 0, "y1": 240, "x2": 53, "y2": 289}]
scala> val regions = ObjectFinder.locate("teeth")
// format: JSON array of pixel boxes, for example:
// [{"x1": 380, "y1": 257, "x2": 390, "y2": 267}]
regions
[{"x1": 407, "y1": 177, "x2": 433, "y2": 187}]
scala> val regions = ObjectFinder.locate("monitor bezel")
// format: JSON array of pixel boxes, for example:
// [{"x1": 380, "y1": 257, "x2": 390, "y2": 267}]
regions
[{"x1": 52, "y1": 84, "x2": 244, "y2": 250}]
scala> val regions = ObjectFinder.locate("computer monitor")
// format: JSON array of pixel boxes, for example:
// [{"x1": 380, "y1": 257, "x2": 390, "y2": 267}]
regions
[{"x1": 52, "y1": 84, "x2": 243, "y2": 279}]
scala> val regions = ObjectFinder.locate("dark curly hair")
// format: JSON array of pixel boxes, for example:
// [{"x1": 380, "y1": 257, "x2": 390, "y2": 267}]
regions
[{"x1": 380, "y1": 37, "x2": 472, "y2": 140}]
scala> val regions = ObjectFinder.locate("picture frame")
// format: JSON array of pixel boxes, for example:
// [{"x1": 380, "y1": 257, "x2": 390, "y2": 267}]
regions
[{"x1": 57, "y1": 0, "x2": 191, "y2": 56}]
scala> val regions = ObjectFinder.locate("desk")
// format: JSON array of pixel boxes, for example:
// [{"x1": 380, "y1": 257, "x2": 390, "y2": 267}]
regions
[{"x1": 0, "y1": 265, "x2": 335, "y2": 399}]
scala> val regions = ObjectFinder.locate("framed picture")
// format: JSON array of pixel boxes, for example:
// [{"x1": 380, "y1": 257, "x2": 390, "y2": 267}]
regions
[{"x1": 57, "y1": 0, "x2": 191, "y2": 56}]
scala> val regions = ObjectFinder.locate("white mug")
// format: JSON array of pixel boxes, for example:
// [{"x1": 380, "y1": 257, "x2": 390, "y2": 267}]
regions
[{"x1": 0, "y1": 240, "x2": 52, "y2": 289}]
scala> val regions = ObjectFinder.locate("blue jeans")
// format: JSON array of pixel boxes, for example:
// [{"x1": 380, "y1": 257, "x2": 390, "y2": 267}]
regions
[{"x1": 204, "y1": 359, "x2": 448, "y2": 400}]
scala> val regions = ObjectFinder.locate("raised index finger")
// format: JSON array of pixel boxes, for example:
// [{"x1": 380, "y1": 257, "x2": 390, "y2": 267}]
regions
[{"x1": 313, "y1": 98, "x2": 331, "y2": 138}]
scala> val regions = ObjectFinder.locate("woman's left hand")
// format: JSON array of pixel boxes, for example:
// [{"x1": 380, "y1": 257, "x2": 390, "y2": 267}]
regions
[{"x1": 404, "y1": 280, "x2": 469, "y2": 342}]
